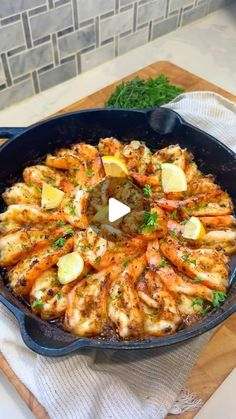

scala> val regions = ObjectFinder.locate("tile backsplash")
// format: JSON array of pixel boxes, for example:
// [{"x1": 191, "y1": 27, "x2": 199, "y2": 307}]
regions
[{"x1": 0, "y1": 0, "x2": 233, "y2": 109}]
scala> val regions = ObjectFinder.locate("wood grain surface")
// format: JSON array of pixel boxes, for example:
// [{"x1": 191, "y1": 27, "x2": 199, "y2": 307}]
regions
[{"x1": 0, "y1": 61, "x2": 236, "y2": 419}]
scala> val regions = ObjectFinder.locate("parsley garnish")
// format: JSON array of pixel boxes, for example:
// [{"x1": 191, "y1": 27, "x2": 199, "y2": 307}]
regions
[
  {"x1": 143, "y1": 184, "x2": 153, "y2": 197},
  {"x1": 65, "y1": 228, "x2": 74, "y2": 236},
  {"x1": 169, "y1": 210, "x2": 177, "y2": 220},
  {"x1": 57, "y1": 220, "x2": 66, "y2": 227},
  {"x1": 105, "y1": 75, "x2": 184, "y2": 109},
  {"x1": 86, "y1": 169, "x2": 93, "y2": 178},
  {"x1": 160, "y1": 257, "x2": 169, "y2": 267},
  {"x1": 32, "y1": 298, "x2": 44, "y2": 309},
  {"x1": 193, "y1": 276, "x2": 203, "y2": 283},
  {"x1": 94, "y1": 256, "x2": 101, "y2": 264},
  {"x1": 31, "y1": 183, "x2": 42, "y2": 193},
  {"x1": 181, "y1": 254, "x2": 196, "y2": 265},
  {"x1": 212, "y1": 291, "x2": 226, "y2": 307},
  {"x1": 54, "y1": 237, "x2": 66, "y2": 248},
  {"x1": 123, "y1": 258, "x2": 131, "y2": 268},
  {"x1": 66, "y1": 202, "x2": 76, "y2": 216},
  {"x1": 141, "y1": 211, "x2": 158, "y2": 232},
  {"x1": 192, "y1": 297, "x2": 204, "y2": 309},
  {"x1": 56, "y1": 292, "x2": 62, "y2": 301},
  {"x1": 170, "y1": 230, "x2": 177, "y2": 237},
  {"x1": 72, "y1": 167, "x2": 79, "y2": 173},
  {"x1": 109, "y1": 291, "x2": 122, "y2": 303}
]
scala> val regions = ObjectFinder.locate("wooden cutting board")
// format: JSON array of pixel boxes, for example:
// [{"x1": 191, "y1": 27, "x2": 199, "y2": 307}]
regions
[{"x1": 0, "y1": 61, "x2": 236, "y2": 419}]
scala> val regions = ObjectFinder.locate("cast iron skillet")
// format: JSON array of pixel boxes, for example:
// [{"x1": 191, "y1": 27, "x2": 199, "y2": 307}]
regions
[{"x1": 0, "y1": 107, "x2": 236, "y2": 357}]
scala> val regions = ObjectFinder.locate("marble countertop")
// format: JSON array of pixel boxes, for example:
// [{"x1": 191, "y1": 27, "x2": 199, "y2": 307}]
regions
[{"x1": 0, "y1": 3, "x2": 235, "y2": 128}]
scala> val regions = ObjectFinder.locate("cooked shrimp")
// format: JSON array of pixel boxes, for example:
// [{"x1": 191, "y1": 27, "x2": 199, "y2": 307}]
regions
[
  {"x1": 137, "y1": 271, "x2": 181, "y2": 336},
  {"x1": 2, "y1": 182, "x2": 41, "y2": 206},
  {"x1": 122, "y1": 141, "x2": 151, "y2": 173},
  {"x1": 30, "y1": 268, "x2": 77, "y2": 320},
  {"x1": 64, "y1": 267, "x2": 113, "y2": 336},
  {"x1": 9, "y1": 237, "x2": 74, "y2": 296},
  {"x1": 23, "y1": 165, "x2": 64, "y2": 188},
  {"x1": 199, "y1": 215, "x2": 236, "y2": 230},
  {"x1": 0, "y1": 205, "x2": 58, "y2": 230},
  {"x1": 160, "y1": 236, "x2": 229, "y2": 291},
  {"x1": 98, "y1": 137, "x2": 124, "y2": 156},
  {"x1": 0, "y1": 228, "x2": 50, "y2": 266},
  {"x1": 198, "y1": 230, "x2": 236, "y2": 254},
  {"x1": 108, "y1": 256, "x2": 146, "y2": 338}
]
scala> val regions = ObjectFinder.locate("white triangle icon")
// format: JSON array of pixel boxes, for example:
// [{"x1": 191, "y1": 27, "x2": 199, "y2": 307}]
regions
[{"x1": 108, "y1": 198, "x2": 131, "y2": 223}]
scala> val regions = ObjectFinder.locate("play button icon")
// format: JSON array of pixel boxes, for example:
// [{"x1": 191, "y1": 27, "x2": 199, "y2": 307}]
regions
[
  {"x1": 108, "y1": 198, "x2": 131, "y2": 223},
  {"x1": 86, "y1": 177, "x2": 150, "y2": 241}
]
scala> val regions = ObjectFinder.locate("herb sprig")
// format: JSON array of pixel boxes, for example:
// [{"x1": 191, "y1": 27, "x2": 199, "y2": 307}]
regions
[{"x1": 105, "y1": 75, "x2": 184, "y2": 109}]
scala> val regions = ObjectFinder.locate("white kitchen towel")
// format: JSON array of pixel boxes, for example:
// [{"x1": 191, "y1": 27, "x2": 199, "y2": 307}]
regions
[{"x1": 0, "y1": 91, "x2": 236, "y2": 419}]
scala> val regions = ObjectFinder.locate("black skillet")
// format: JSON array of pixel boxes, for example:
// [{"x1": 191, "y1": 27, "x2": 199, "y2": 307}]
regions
[{"x1": 0, "y1": 107, "x2": 236, "y2": 356}]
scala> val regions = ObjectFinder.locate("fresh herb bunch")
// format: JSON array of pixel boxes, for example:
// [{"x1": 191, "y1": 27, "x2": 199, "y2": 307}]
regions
[{"x1": 105, "y1": 75, "x2": 184, "y2": 109}]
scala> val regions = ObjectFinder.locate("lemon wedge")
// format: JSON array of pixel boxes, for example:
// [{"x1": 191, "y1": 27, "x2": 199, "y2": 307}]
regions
[
  {"x1": 41, "y1": 182, "x2": 65, "y2": 209},
  {"x1": 102, "y1": 156, "x2": 128, "y2": 177},
  {"x1": 182, "y1": 216, "x2": 206, "y2": 240},
  {"x1": 57, "y1": 252, "x2": 84, "y2": 284},
  {"x1": 93, "y1": 206, "x2": 108, "y2": 223},
  {"x1": 161, "y1": 163, "x2": 187, "y2": 193}
]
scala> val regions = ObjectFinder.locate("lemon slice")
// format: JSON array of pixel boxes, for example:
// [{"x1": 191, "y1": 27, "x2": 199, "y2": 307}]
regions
[
  {"x1": 183, "y1": 216, "x2": 206, "y2": 240},
  {"x1": 161, "y1": 163, "x2": 187, "y2": 193},
  {"x1": 102, "y1": 156, "x2": 128, "y2": 177},
  {"x1": 57, "y1": 252, "x2": 84, "y2": 284},
  {"x1": 41, "y1": 182, "x2": 65, "y2": 209}
]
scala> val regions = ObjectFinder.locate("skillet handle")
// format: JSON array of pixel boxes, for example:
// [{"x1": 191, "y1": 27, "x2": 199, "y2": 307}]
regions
[{"x1": 0, "y1": 127, "x2": 27, "y2": 140}]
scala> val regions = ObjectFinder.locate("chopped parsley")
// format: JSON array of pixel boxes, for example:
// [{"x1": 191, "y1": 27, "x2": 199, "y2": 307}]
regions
[
  {"x1": 109, "y1": 290, "x2": 122, "y2": 303},
  {"x1": 192, "y1": 297, "x2": 204, "y2": 309},
  {"x1": 65, "y1": 228, "x2": 74, "y2": 236},
  {"x1": 143, "y1": 184, "x2": 153, "y2": 197},
  {"x1": 54, "y1": 237, "x2": 66, "y2": 248},
  {"x1": 66, "y1": 202, "x2": 76, "y2": 216},
  {"x1": 169, "y1": 210, "x2": 177, "y2": 220},
  {"x1": 56, "y1": 292, "x2": 62, "y2": 301},
  {"x1": 31, "y1": 183, "x2": 42, "y2": 193},
  {"x1": 170, "y1": 230, "x2": 177, "y2": 237},
  {"x1": 181, "y1": 254, "x2": 196, "y2": 265},
  {"x1": 32, "y1": 298, "x2": 44, "y2": 309},
  {"x1": 57, "y1": 220, "x2": 66, "y2": 227},
  {"x1": 193, "y1": 276, "x2": 203, "y2": 283},
  {"x1": 72, "y1": 167, "x2": 79, "y2": 173},
  {"x1": 141, "y1": 211, "x2": 158, "y2": 232},
  {"x1": 212, "y1": 291, "x2": 227, "y2": 307},
  {"x1": 86, "y1": 169, "x2": 93, "y2": 178},
  {"x1": 160, "y1": 257, "x2": 169, "y2": 267},
  {"x1": 94, "y1": 256, "x2": 101, "y2": 264},
  {"x1": 123, "y1": 258, "x2": 131, "y2": 268}
]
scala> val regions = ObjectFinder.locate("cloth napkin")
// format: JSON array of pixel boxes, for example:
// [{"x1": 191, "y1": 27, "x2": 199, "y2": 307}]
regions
[{"x1": 0, "y1": 92, "x2": 236, "y2": 419}]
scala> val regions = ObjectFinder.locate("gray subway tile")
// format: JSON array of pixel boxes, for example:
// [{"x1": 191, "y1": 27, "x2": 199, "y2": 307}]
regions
[
  {"x1": 0, "y1": 62, "x2": 6, "y2": 85},
  {"x1": 0, "y1": 22, "x2": 24, "y2": 52},
  {"x1": 119, "y1": 27, "x2": 149, "y2": 54},
  {"x1": 152, "y1": 14, "x2": 178, "y2": 39},
  {"x1": 182, "y1": 3, "x2": 207, "y2": 25},
  {"x1": 30, "y1": 4, "x2": 73, "y2": 40},
  {"x1": 77, "y1": 0, "x2": 115, "y2": 22},
  {"x1": 0, "y1": 0, "x2": 46, "y2": 18},
  {"x1": 81, "y1": 43, "x2": 114, "y2": 71},
  {"x1": 137, "y1": 0, "x2": 166, "y2": 25},
  {"x1": 120, "y1": 0, "x2": 135, "y2": 5},
  {"x1": 59, "y1": 25, "x2": 95, "y2": 58},
  {"x1": 169, "y1": 0, "x2": 194, "y2": 13},
  {"x1": 100, "y1": 9, "x2": 133, "y2": 42},
  {"x1": 39, "y1": 60, "x2": 76, "y2": 91},
  {"x1": 0, "y1": 80, "x2": 34, "y2": 110},
  {"x1": 10, "y1": 44, "x2": 53, "y2": 78}
]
